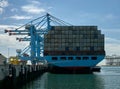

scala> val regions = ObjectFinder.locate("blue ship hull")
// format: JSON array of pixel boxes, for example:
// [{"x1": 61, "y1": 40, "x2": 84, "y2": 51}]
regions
[
  {"x1": 45, "y1": 55, "x2": 105, "y2": 73},
  {"x1": 45, "y1": 55, "x2": 104, "y2": 67}
]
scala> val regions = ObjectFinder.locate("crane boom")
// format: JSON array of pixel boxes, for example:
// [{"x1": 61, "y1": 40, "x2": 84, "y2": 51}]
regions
[{"x1": 5, "y1": 13, "x2": 71, "y2": 64}]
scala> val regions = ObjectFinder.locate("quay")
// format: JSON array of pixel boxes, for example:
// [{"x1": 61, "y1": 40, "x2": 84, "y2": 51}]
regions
[{"x1": 0, "y1": 64, "x2": 47, "y2": 89}]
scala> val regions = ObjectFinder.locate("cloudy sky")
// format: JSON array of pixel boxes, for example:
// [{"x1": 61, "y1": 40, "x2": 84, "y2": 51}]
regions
[{"x1": 0, "y1": 0, "x2": 120, "y2": 58}]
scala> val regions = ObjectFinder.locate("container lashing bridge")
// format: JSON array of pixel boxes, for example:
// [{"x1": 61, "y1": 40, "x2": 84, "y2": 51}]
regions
[{"x1": 5, "y1": 13, "x2": 71, "y2": 64}]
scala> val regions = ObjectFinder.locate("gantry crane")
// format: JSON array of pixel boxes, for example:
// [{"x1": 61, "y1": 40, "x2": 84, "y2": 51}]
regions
[{"x1": 5, "y1": 13, "x2": 71, "y2": 64}]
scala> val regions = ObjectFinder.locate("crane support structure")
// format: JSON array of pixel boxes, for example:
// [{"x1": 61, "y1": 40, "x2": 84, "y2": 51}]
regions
[{"x1": 5, "y1": 13, "x2": 71, "y2": 64}]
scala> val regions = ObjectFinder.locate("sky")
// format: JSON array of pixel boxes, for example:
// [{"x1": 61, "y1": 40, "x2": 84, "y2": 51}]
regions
[{"x1": 0, "y1": 0, "x2": 120, "y2": 61}]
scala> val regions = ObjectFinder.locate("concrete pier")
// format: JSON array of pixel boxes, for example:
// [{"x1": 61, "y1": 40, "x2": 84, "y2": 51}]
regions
[{"x1": 0, "y1": 64, "x2": 47, "y2": 89}]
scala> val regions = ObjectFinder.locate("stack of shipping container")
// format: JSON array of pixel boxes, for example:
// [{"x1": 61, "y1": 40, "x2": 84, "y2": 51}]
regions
[{"x1": 44, "y1": 26, "x2": 105, "y2": 56}]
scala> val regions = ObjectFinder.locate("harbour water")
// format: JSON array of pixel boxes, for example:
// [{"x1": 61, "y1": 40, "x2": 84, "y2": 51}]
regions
[{"x1": 21, "y1": 67, "x2": 120, "y2": 89}]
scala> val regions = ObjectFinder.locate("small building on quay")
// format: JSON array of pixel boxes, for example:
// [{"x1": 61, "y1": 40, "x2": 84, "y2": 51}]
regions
[{"x1": 0, "y1": 53, "x2": 6, "y2": 65}]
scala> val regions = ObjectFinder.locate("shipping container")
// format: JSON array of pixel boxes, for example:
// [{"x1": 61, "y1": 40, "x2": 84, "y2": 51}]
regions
[{"x1": 44, "y1": 26, "x2": 104, "y2": 56}]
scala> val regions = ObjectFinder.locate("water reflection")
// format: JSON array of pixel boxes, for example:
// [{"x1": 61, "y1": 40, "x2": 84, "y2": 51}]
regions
[
  {"x1": 22, "y1": 72, "x2": 105, "y2": 89},
  {"x1": 45, "y1": 73, "x2": 104, "y2": 89}
]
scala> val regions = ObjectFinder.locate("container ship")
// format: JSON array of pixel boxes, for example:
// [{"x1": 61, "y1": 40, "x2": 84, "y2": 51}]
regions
[{"x1": 44, "y1": 26, "x2": 105, "y2": 73}]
